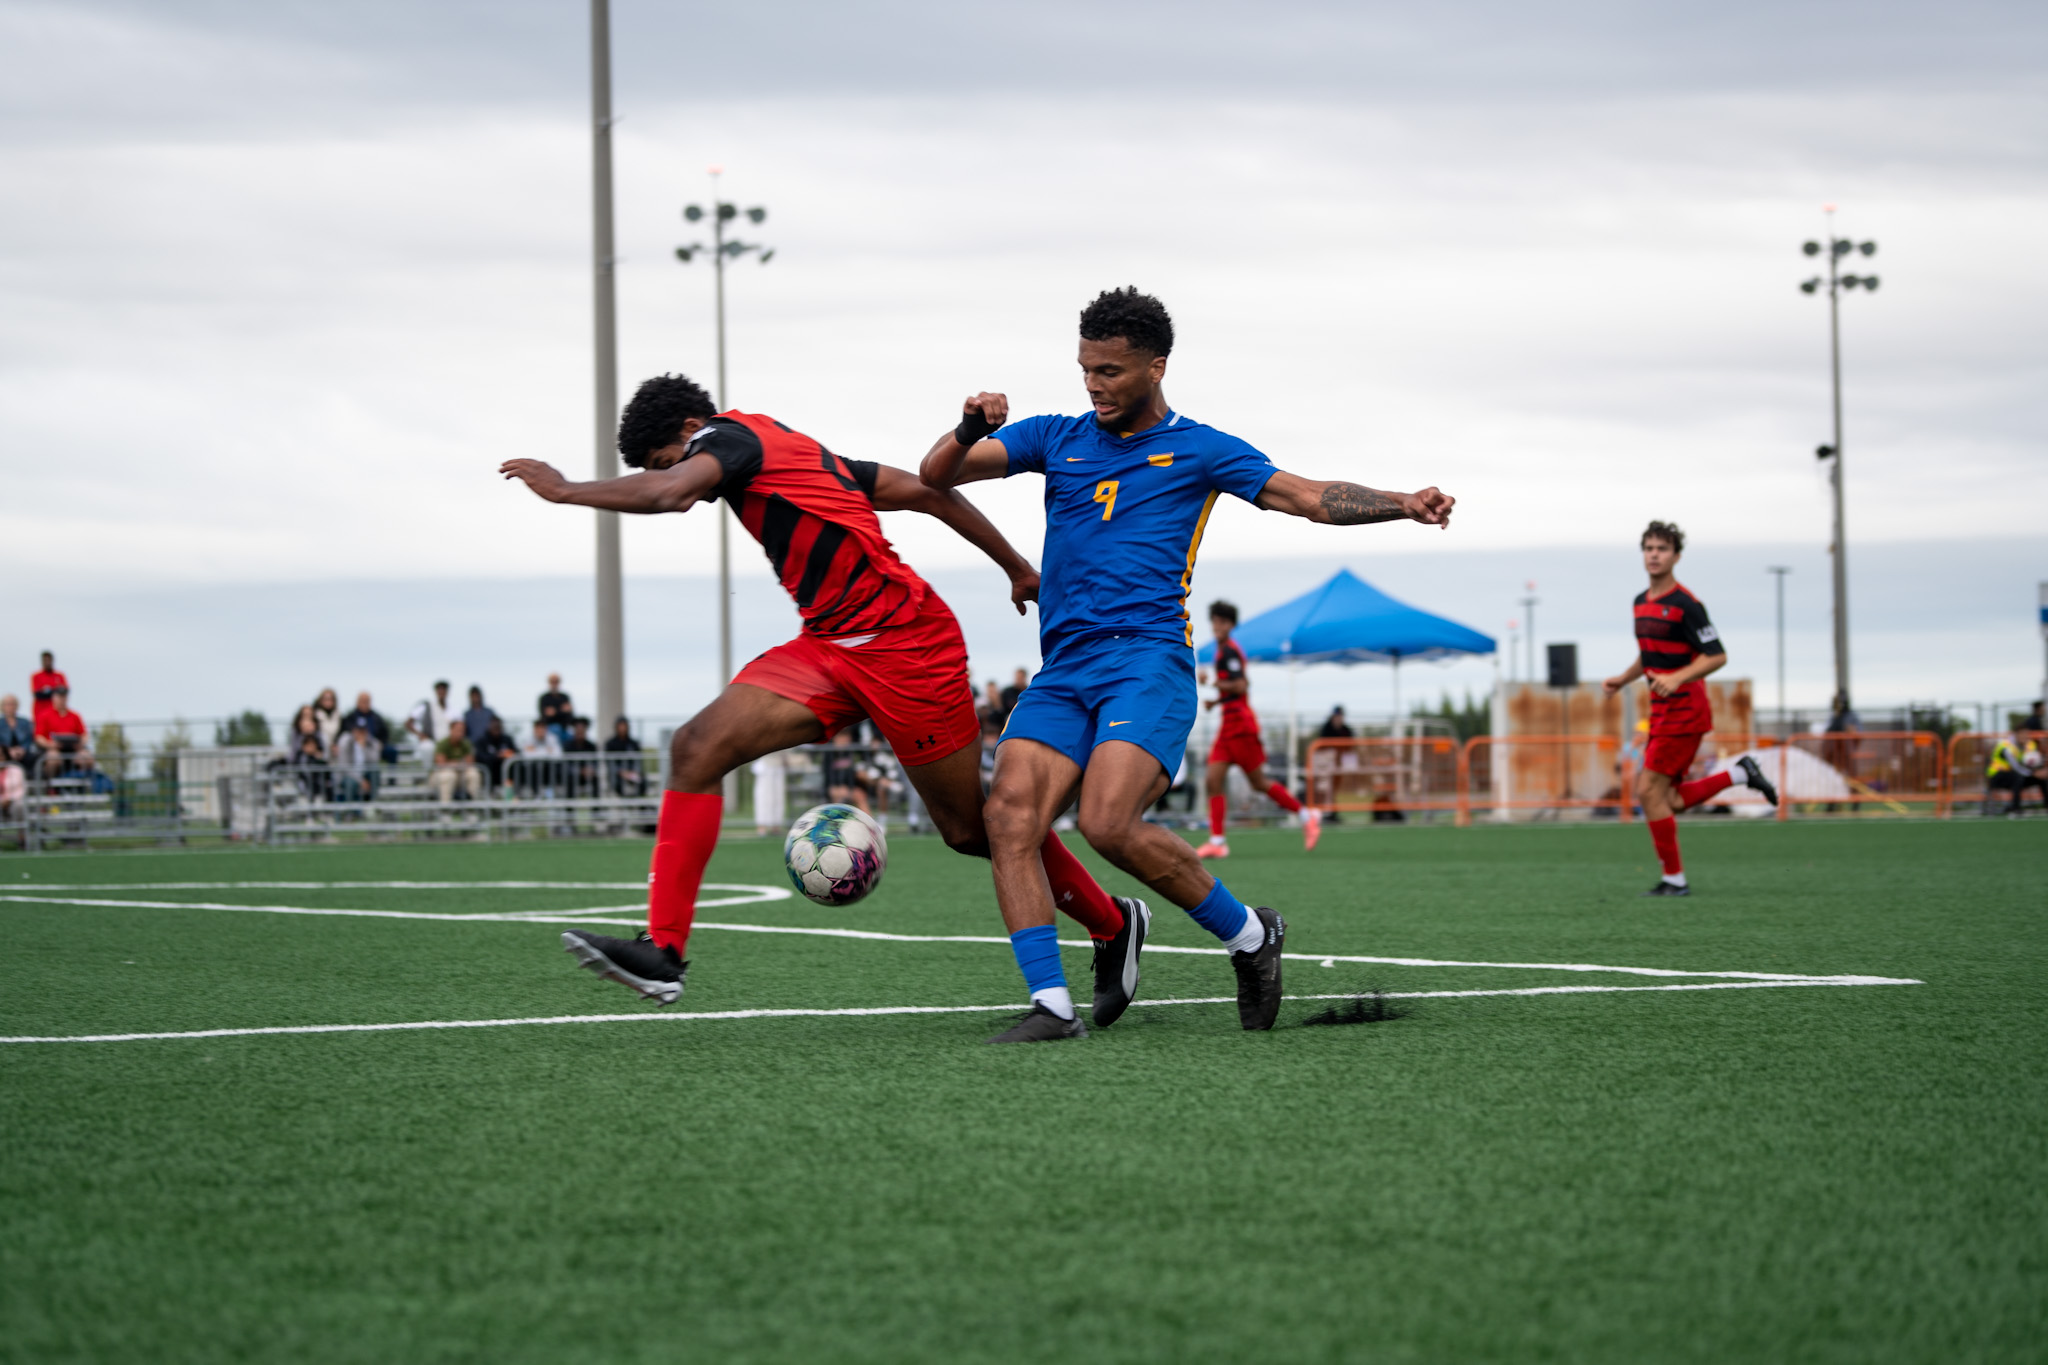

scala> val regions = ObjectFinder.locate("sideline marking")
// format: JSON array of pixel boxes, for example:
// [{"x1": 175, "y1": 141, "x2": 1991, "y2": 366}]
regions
[
  {"x1": 0, "y1": 892, "x2": 1916, "y2": 986},
  {"x1": 0, "y1": 978, "x2": 1919, "y2": 1045}
]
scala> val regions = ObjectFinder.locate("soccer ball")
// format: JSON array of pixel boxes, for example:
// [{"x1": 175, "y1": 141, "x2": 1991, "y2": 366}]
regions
[{"x1": 783, "y1": 803, "x2": 888, "y2": 907}]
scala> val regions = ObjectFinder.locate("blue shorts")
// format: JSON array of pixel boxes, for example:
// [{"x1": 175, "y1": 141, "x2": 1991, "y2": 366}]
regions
[{"x1": 1000, "y1": 633, "x2": 1197, "y2": 778}]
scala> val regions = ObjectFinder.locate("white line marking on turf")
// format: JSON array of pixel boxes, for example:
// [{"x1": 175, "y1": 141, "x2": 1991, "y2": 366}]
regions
[
  {"x1": 0, "y1": 977, "x2": 1921, "y2": 1045},
  {"x1": 0, "y1": 893, "x2": 1918, "y2": 987}
]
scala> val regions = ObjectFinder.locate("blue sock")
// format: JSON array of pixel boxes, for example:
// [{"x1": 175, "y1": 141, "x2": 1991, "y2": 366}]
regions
[
  {"x1": 1008, "y1": 924, "x2": 1073, "y2": 1017},
  {"x1": 1185, "y1": 880, "x2": 1251, "y2": 942}
]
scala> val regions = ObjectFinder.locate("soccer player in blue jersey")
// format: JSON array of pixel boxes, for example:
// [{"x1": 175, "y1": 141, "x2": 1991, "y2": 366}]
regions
[{"x1": 922, "y1": 288, "x2": 1455, "y2": 1042}]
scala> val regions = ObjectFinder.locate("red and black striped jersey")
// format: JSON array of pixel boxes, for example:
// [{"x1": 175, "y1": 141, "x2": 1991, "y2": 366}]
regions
[
  {"x1": 688, "y1": 411, "x2": 929, "y2": 637},
  {"x1": 1634, "y1": 582, "x2": 1724, "y2": 735},
  {"x1": 1212, "y1": 635, "x2": 1259, "y2": 736}
]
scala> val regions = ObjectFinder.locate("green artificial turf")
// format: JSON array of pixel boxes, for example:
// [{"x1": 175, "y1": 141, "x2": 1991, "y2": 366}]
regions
[{"x1": 1, "y1": 820, "x2": 2044, "y2": 1363}]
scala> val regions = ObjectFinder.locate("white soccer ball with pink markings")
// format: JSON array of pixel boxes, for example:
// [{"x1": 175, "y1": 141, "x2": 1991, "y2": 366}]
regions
[{"x1": 782, "y1": 803, "x2": 888, "y2": 906}]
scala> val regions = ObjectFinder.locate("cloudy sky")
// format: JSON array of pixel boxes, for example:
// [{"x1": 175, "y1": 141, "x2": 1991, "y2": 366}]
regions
[{"x1": 4, "y1": 0, "x2": 2043, "y2": 721}]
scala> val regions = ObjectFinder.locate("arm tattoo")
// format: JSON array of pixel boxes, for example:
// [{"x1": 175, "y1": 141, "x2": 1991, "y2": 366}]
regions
[{"x1": 1319, "y1": 482, "x2": 1405, "y2": 525}]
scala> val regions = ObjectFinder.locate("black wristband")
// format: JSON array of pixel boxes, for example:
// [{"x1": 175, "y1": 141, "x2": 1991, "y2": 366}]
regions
[{"x1": 954, "y1": 411, "x2": 1001, "y2": 446}]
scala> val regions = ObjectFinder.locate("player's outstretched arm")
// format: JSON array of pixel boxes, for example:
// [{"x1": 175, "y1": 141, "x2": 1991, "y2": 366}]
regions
[
  {"x1": 871, "y1": 464, "x2": 1040, "y2": 615},
  {"x1": 1253, "y1": 471, "x2": 1455, "y2": 528},
  {"x1": 499, "y1": 456, "x2": 721, "y2": 515},
  {"x1": 1603, "y1": 660, "x2": 1645, "y2": 696},
  {"x1": 919, "y1": 392, "x2": 1013, "y2": 488}
]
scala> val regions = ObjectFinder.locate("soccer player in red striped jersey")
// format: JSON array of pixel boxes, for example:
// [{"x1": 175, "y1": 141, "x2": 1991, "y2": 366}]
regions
[
  {"x1": 501, "y1": 373, "x2": 1137, "y2": 1011},
  {"x1": 1194, "y1": 600, "x2": 1319, "y2": 858},
  {"x1": 1602, "y1": 521, "x2": 1777, "y2": 896}
]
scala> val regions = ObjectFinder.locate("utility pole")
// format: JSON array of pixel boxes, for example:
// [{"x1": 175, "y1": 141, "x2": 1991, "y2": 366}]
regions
[
  {"x1": 678, "y1": 171, "x2": 774, "y2": 692},
  {"x1": 588, "y1": 0, "x2": 625, "y2": 733},
  {"x1": 1767, "y1": 566, "x2": 1790, "y2": 736},
  {"x1": 1800, "y1": 207, "x2": 1877, "y2": 713}
]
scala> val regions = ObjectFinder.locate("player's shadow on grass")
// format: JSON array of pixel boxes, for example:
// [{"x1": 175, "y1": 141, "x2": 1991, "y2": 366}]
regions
[{"x1": 1298, "y1": 990, "x2": 1413, "y2": 1028}]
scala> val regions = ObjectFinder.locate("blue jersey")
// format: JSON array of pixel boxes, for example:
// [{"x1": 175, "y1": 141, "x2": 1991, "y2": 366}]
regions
[{"x1": 1001, "y1": 410, "x2": 1277, "y2": 650}]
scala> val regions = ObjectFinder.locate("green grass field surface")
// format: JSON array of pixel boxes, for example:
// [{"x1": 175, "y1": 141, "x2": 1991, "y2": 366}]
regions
[{"x1": 2, "y1": 820, "x2": 2043, "y2": 1364}]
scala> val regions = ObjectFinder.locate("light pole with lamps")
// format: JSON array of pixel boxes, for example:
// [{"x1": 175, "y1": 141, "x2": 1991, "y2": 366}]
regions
[
  {"x1": 1799, "y1": 207, "x2": 1877, "y2": 713},
  {"x1": 675, "y1": 169, "x2": 774, "y2": 695}
]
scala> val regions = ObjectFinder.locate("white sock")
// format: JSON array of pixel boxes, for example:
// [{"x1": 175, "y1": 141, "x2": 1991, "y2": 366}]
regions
[
  {"x1": 1663, "y1": 872, "x2": 1689, "y2": 888},
  {"x1": 1031, "y1": 986, "x2": 1076, "y2": 1020},
  {"x1": 1223, "y1": 910, "x2": 1267, "y2": 956}
]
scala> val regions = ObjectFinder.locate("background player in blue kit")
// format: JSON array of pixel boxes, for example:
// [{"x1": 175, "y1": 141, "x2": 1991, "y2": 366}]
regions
[{"x1": 922, "y1": 288, "x2": 1456, "y2": 1041}]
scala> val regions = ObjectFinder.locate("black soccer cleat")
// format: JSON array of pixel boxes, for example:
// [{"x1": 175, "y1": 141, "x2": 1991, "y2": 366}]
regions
[
  {"x1": 986, "y1": 1002, "x2": 1089, "y2": 1044},
  {"x1": 1643, "y1": 880, "x2": 1692, "y2": 898},
  {"x1": 562, "y1": 930, "x2": 687, "y2": 1005},
  {"x1": 1737, "y1": 755, "x2": 1779, "y2": 807},
  {"x1": 1230, "y1": 906, "x2": 1287, "y2": 1031},
  {"x1": 1091, "y1": 896, "x2": 1151, "y2": 1028}
]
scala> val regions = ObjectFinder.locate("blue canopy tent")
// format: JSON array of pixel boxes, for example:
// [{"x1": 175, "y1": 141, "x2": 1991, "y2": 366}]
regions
[{"x1": 1196, "y1": 568, "x2": 1496, "y2": 786}]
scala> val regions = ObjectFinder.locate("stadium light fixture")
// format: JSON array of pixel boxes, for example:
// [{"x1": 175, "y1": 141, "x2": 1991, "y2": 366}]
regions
[
  {"x1": 676, "y1": 168, "x2": 777, "y2": 711},
  {"x1": 1799, "y1": 205, "x2": 1879, "y2": 712}
]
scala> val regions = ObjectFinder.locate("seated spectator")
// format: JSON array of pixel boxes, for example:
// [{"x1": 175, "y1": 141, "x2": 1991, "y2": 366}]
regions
[
  {"x1": 343, "y1": 692, "x2": 396, "y2": 763},
  {"x1": 1318, "y1": 705, "x2": 1354, "y2": 740},
  {"x1": 1986, "y1": 731, "x2": 2047, "y2": 817},
  {"x1": 462, "y1": 686, "x2": 500, "y2": 753},
  {"x1": 31, "y1": 651, "x2": 66, "y2": 735},
  {"x1": 35, "y1": 687, "x2": 89, "y2": 776},
  {"x1": 288, "y1": 711, "x2": 329, "y2": 799},
  {"x1": 0, "y1": 693, "x2": 36, "y2": 770},
  {"x1": 979, "y1": 679, "x2": 1005, "y2": 727},
  {"x1": 604, "y1": 717, "x2": 646, "y2": 797},
  {"x1": 538, "y1": 673, "x2": 574, "y2": 741},
  {"x1": 0, "y1": 693, "x2": 32, "y2": 819},
  {"x1": 311, "y1": 688, "x2": 343, "y2": 750},
  {"x1": 562, "y1": 716, "x2": 600, "y2": 795},
  {"x1": 475, "y1": 715, "x2": 518, "y2": 791},
  {"x1": 430, "y1": 718, "x2": 482, "y2": 802},
  {"x1": 824, "y1": 727, "x2": 876, "y2": 815},
  {"x1": 518, "y1": 718, "x2": 563, "y2": 797},
  {"x1": 331, "y1": 716, "x2": 380, "y2": 802}
]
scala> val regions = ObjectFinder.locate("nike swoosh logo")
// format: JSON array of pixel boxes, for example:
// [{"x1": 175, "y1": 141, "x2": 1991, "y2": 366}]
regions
[
  {"x1": 1107, "y1": 720, "x2": 1130, "y2": 726},
  {"x1": 1065, "y1": 457, "x2": 1084, "y2": 462}
]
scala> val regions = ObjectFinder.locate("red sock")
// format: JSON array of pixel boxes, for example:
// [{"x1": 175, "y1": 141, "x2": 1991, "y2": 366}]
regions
[
  {"x1": 1646, "y1": 815, "x2": 1682, "y2": 877},
  {"x1": 1208, "y1": 793, "x2": 1227, "y2": 838},
  {"x1": 1675, "y1": 770, "x2": 1733, "y2": 810},
  {"x1": 647, "y1": 790, "x2": 721, "y2": 954},
  {"x1": 1039, "y1": 831, "x2": 1124, "y2": 941},
  {"x1": 1264, "y1": 780, "x2": 1303, "y2": 814}
]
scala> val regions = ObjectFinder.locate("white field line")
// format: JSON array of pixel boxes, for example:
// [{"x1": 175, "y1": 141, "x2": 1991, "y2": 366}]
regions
[
  {"x1": 0, "y1": 891, "x2": 1915, "y2": 987},
  {"x1": 0, "y1": 977, "x2": 1921, "y2": 1045}
]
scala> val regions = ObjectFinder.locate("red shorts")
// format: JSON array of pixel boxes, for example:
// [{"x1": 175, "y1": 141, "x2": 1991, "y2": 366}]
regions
[
  {"x1": 732, "y1": 591, "x2": 978, "y2": 766},
  {"x1": 1209, "y1": 728, "x2": 1268, "y2": 773},
  {"x1": 1642, "y1": 731, "x2": 1704, "y2": 779}
]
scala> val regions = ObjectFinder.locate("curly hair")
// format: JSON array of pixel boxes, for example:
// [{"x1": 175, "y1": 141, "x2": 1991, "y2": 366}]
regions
[
  {"x1": 617, "y1": 373, "x2": 717, "y2": 467},
  {"x1": 1079, "y1": 287, "x2": 1174, "y2": 357},
  {"x1": 1641, "y1": 520, "x2": 1685, "y2": 554},
  {"x1": 1208, "y1": 599, "x2": 1238, "y2": 624}
]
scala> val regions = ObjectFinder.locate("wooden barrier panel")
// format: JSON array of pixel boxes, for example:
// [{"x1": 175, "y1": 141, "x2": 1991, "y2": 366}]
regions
[
  {"x1": 1304, "y1": 736, "x2": 1466, "y2": 823},
  {"x1": 1461, "y1": 734, "x2": 1635, "y2": 825}
]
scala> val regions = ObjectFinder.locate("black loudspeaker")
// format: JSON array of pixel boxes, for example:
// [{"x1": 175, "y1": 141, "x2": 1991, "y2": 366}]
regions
[{"x1": 1547, "y1": 643, "x2": 1579, "y2": 689}]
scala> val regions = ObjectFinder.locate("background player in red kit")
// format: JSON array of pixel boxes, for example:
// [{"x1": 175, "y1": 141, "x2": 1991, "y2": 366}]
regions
[
  {"x1": 501, "y1": 373, "x2": 1138, "y2": 1010},
  {"x1": 1195, "y1": 600, "x2": 1318, "y2": 858},
  {"x1": 1603, "y1": 521, "x2": 1777, "y2": 896}
]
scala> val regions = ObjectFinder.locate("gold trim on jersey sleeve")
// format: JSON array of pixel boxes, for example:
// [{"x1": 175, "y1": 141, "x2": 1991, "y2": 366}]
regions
[{"x1": 1178, "y1": 490, "x2": 1221, "y2": 646}]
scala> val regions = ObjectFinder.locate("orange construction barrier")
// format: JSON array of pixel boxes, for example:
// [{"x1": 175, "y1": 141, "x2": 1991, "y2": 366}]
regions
[
  {"x1": 1945, "y1": 730, "x2": 2046, "y2": 817},
  {"x1": 1461, "y1": 734, "x2": 1633, "y2": 825},
  {"x1": 1304, "y1": 736, "x2": 1467, "y2": 823}
]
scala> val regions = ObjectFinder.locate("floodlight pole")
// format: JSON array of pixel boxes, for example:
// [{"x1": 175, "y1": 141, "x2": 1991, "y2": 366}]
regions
[
  {"x1": 1801, "y1": 208, "x2": 1877, "y2": 713},
  {"x1": 588, "y1": 0, "x2": 626, "y2": 734},
  {"x1": 678, "y1": 172, "x2": 774, "y2": 694},
  {"x1": 1767, "y1": 566, "x2": 1790, "y2": 736}
]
